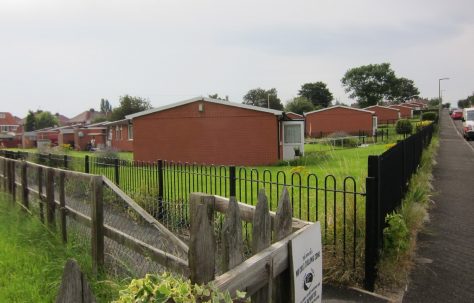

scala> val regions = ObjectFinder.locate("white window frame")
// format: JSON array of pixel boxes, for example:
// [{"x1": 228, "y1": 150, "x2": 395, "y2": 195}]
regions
[{"x1": 128, "y1": 124, "x2": 133, "y2": 141}]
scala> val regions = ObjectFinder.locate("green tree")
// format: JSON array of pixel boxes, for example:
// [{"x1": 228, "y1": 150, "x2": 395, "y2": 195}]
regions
[
  {"x1": 242, "y1": 88, "x2": 284, "y2": 110},
  {"x1": 341, "y1": 63, "x2": 397, "y2": 107},
  {"x1": 25, "y1": 111, "x2": 36, "y2": 132},
  {"x1": 457, "y1": 93, "x2": 474, "y2": 108},
  {"x1": 428, "y1": 98, "x2": 441, "y2": 108},
  {"x1": 388, "y1": 77, "x2": 420, "y2": 102},
  {"x1": 100, "y1": 98, "x2": 112, "y2": 115},
  {"x1": 208, "y1": 94, "x2": 229, "y2": 101},
  {"x1": 298, "y1": 82, "x2": 333, "y2": 108},
  {"x1": 35, "y1": 111, "x2": 59, "y2": 129},
  {"x1": 285, "y1": 96, "x2": 315, "y2": 115},
  {"x1": 111, "y1": 95, "x2": 152, "y2": 121}
]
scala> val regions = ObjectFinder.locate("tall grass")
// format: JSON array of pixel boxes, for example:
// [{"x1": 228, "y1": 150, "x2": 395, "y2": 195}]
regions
[
  {"x1": 0, "y1": 193, "x2": 126, "y2": 302},
  {"x1": 375, "y1": 136, "x2": 439, "y2": 295}
]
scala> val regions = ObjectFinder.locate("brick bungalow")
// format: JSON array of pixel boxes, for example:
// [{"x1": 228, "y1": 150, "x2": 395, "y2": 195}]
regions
[
  {"x1": 304, "y1": 105, "x2": 377, "y2": 138},
  {"x1": 127, "y1": 97, "x2": 304, "y2": 165},
  {"x1": 364, "y1": 105, "x2": 400, "y2": 125},
  {"x1": 105, "y1": 119, "x2": 134, "y2": 152},
  {"x1": 388, "y1": 105, "x2": 413, "y2": 119}
]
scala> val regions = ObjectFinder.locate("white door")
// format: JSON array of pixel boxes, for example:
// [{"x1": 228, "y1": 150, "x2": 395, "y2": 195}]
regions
[{"x1": 282, "y1": 121, "x2": 304, "y2": 160}]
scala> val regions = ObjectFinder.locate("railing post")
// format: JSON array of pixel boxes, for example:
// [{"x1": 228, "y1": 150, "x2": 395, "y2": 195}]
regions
[
  {"x1": 21, "y1": 161, "x2": 29, "y2": 209},
  {"x1": 114, "y1": 158, "x2": 119, "y2": 185},
  {"x1": 157, "y1": 160, "x2": 164, "y2": 220},
  {"x1": 364, "y1": 156, "x2": 381, "y2": 291},
  {"x1": 63, "y1": 155, "x2": 68, "y2": 169},
  {"x1": 38, "y1": 166, "x2": 44, "y2": 222},
  {"x1": 46, "y1": 167, "x2": 56, "y2": 226},
  {"x1": 229, "y1": 166, "x2": 236, "y2": 197},
  {"x1": 91, "y1": 175, "x2": 104, "y2": 275},
  {"x1": 48, "y1": 153, "x2": 52, "y2": 167},
  {"x1": 84, "y1": 155, "x2": 90, "y2": 174}
]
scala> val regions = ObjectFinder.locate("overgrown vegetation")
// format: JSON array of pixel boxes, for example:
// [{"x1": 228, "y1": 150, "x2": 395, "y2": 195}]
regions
[
  {"x1": 0, "y1": 193, "x2": 125, "y2": 302},
  {"x1": 421, "y1": 111, "x2": 437, "y2": 121},
  {"x1": 114, "y1": 273, "x2": 248, "y2": 303},
  {"x1": 395, "y1": 119, "x2": 413, "y2": 136},
  {"x1": 376, "y1": 135, "x2": 439, "y2": 295}
]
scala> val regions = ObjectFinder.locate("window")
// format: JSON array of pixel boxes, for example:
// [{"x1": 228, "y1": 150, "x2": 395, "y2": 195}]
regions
[
  {"x1": 467, "y1": 111, "x2": 474, "y2": 121},
  {"x1": 128, "y1": 124, "x2": 133, "y2": 140},
  {"x1": 115, "y1": 126, "x2": 120, "y2": 141},
  {"x1": 1, "y1": 126, "x2": 7, "y2": 132},
  {"x1": 119, "y1": 126, "x2": 123, "y2": 140},
  {"x1": 284, "y1": 124, "x2": 302, "y2": 144},
  {"x1": 0, "y1": 114, "x2": 5, "y2": 119}
]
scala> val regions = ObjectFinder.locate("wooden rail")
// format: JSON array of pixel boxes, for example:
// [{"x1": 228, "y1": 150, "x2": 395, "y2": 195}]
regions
[{"x1": 0, "y1": 157, "x2": 189, "y2": 277}]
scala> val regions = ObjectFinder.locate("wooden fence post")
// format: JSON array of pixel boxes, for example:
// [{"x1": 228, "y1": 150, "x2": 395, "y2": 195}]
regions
[
  {"x1": 38, "y1": 166, "x2": 44, "y2": 222},
  {"x1": 46, "y1": 167, "x2": 56, "y2": 226},
  {"x1": 252, "y1": 189, "x2": 272, "y2": 303},
  {"x1": 2, "y1": 159, "x2": 7, "y2": 192},
  {"x1": 10, "y1": 161, "x2": 16, "y2": 201},
  {"x1": 221, "y1": 196, "x2": 243, "y2": 272},
  {"x1": 59, "y1": 171, "x2": 67, "y2": 243},
  {"x1": 273, "y1": 187, "x2": 292, "y2": 303},
  {"x1": 91, "y1": 175, "x2": 104, "y2": 275},
  {"x1": 189, "y1": 193, "x2": 216, "y2": 284},
  {"x1": 21, "y1": 161, "x2": 29, "y2": 209}
]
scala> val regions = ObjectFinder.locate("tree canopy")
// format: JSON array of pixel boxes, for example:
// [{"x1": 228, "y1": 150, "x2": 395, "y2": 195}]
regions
[
  {"x1": 100, "y1": 98, "x2": 112, "y2": 115},
  {"x1": 111, "y1": 95, "x2": 152, "y2": 121},
  {"x1": 208, "y1": 94, "x2": 229, "y2": 101},
  {"x1": 285, "y1": 96, "x2": 314, "y2": 115},
  {"x1": 242, "y1": 88, "x2": 284, "y2": 110},
  {"x1": 25, "y1": 110, "x2": 58, "y2": 131},
  {"x1": 341, "y1": 63, "x2": 419, "y2": 107},
  {"x1": 457, "y1": 93, "x2": 474, "y2": 108},
  {"x1": 298, "y1": 82, "x2": 333, "y2": 108}
]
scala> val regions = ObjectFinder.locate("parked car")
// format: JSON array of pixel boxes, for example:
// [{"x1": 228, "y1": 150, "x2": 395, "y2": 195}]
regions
[
  {"x1": 462, "y1": 108, "x2": 474, "y2": 140},
  {"x1": 449, "y1": 107, "x2": 458, "y2": 115},
  {"x1": 451, "y1": 109, "x2": 463, "y2": 120}
]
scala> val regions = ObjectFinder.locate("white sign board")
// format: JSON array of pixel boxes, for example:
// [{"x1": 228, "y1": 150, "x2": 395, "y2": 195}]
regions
[{"x1": 290, "y1": 222, "x2": 322, "y2": 303}]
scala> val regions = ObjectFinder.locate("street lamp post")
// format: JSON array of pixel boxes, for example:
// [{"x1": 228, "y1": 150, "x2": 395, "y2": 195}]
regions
[{"x1": 438, "y1": 77, "x2": 449, "y2": 109}]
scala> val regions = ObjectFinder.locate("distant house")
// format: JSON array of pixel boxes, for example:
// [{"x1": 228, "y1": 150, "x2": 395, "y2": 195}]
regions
[
  {"x1": 0, "y1": 112, "x2": 19, "y2": 133},
  {"x1": 67, "y1": 109, "x2": 104, "y2": 126},
  {"x1": 364, "y1": 105, "x2": 400, "y2": 125},
  {"x1": 0, "y1": 112, "x2": 21, "y2": 148},
  {"x1": 285, "y1": 112, "x2": 305, "y2": 120},
  {"x1": 105, "y1": 119, "x2": 133, "y2": 152},
  {"x1": 304, "y1": 105, "x2": 377, "y2": 138},
  {"x1": 55, "y1": 113, "x2": 70, "y2": 126},
  {"x1": 127, "y1": 97, "x2": 304, "y2": 165},
  {"x1": 388, "y1": 105, "x2": 413, "y2": 119}
]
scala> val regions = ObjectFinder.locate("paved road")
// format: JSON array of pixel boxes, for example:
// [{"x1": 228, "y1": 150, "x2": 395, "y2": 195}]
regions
[{"x1": 403, "y1": 110, "x2": 474, "y2": 302}]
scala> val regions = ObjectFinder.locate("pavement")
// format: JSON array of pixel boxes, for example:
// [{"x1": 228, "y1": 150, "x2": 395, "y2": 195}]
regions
[{"x1": 403, "y1": 110, "x2": 474, "y2": 302}]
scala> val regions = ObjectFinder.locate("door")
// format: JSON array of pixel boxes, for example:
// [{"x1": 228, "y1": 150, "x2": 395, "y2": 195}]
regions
[{"x1": 282, "y1": 121, "x2": 304, "y2": 160}]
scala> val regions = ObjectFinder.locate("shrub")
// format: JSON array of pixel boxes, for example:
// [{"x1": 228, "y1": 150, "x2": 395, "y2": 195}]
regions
[
  {"x1": 325, "y1": 132, "x2": 359, "y2": 148},
  {"x1": 395, "y1": 119, "x2": 413, "y2": 135},
  {"x1": 421, "y1": 111, "x2": 437, "y2": 121},
  {"x1": 113, "y1": 272, "x2": 247, "y2": 303},
  {"x1": 415, "y1": 120, "x2": 432, "y2": 132},
  {"x1": 383, "y1": 213, "x2": 410, "y2": 258}
]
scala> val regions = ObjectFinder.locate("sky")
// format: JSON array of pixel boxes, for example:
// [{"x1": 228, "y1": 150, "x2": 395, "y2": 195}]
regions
[{"x1": 1, "y1": 0, "x2": 473, "y2": 118}]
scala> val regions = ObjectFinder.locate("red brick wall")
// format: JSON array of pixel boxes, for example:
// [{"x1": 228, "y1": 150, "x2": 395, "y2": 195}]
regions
[
  {"x1": 305, "y1": 107, "x2": 374, "y2": 137},
  {"x1": 108, "y1": 124, "x2": 133, "y2": 152},
  {"x1": 389, "y1": 105, "x2": 413, "y2": 119},
  {"x1": 365, "y1": 106, "x2": 399, "y2": 124},
  {"x1": 58, "y1": 133, "x2": 75, "y2": 146},
  {"x1": 74, "y1": 129, "x2": 106, "y2": 151},
  {"x1": 133, "y1": 101, "x2": 279, "y2": 165}
]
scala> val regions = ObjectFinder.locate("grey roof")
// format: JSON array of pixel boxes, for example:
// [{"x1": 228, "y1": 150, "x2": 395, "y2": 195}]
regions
[
  {"x1": 304, "y1": 105, "x2": 375, "y2": 116},
  {"x1": 126, "y1": 96, "x2": 284, "y2": 120}
]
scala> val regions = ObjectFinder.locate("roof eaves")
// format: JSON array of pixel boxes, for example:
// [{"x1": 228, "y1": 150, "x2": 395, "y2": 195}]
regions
[{"x1": 126, "y1": 96, "x2": 283, "y2": 119}]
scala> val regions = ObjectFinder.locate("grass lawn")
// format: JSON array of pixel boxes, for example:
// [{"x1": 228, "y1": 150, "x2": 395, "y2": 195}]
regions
[{"x1": 0, "y1": 193, "x2": 124, "y2": 302}]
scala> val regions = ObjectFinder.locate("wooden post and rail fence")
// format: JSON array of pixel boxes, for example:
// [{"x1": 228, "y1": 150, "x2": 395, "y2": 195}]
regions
[{"x1": 0, "y1": 156, "x2": 314, "y2": 302}]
